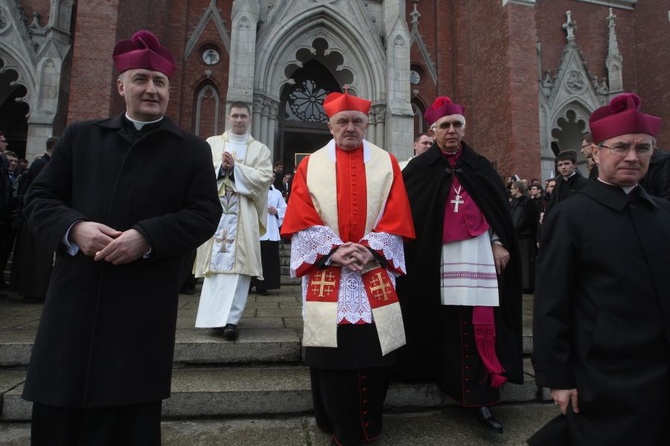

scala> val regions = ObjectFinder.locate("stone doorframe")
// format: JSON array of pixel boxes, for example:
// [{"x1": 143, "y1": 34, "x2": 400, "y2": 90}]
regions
[
  {"x1": 0, "y1": 1, "x2": 73, "y2": 160},
  {"x1": 226, "y1": 0, "x2": 414, "y2": 160}
]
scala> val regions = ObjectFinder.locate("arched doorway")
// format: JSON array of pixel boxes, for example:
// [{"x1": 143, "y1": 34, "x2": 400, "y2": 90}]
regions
[
  {"x1": 551, "y1": 108, "x2": 590, "y2": 172},
  {"x1": 279, "y1": 60, "x2": 340, "y2": 172}
]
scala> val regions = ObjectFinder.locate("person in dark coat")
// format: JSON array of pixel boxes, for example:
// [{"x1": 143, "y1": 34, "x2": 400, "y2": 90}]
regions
[
  {"x1": 580, "y1": 132, "x2": 598, "y2": 181},
  {"x1": 531, "y1": 92, "x2": 670, "y2": 446},
  {"x1": 10, "y1": 136, "x2": 59, "y2": 303},
  {"x1": 640, "y1": 147, "x2": 670, "y2": 201},
  {"x1": 509, "y1": 180, "x2": 539, "y2": 293},
  {"x1": 21, "y1": 30, "x2": 222, "y2": 446},
  {"x1": 544, "y1": 149, "x2": 589, "y2": 216},
  {"x1": 396, "y1": 96, "x2": 523, "y2": 434}
]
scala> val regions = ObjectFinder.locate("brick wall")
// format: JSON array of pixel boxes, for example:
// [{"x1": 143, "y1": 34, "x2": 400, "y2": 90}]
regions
[
  {"x1": 634, "y1": 2, "x2": 670, "y2": 148},
  {"x1": 48, "y1": 0, "x2": 670, "y2": 158},
  {"x1": 66, "y1": 0, "x2": 121, "y2": 123}
]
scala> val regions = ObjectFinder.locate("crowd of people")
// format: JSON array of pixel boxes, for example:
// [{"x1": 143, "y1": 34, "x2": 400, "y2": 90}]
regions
[
  {"x1": 0, "y1": 132, "x2": 59, "y2": 303},
  {"x1": 4, "y1": 28, "x2": 669, "y2": 446}
]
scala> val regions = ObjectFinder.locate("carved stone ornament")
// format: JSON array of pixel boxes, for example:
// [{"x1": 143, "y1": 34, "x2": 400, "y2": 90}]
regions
[
  {"x1": 565, "y1": 70, "x2": 585, "y2": 93},
  {"x1": 0, "y1": 7, "x2": 9, "y2": 32}
]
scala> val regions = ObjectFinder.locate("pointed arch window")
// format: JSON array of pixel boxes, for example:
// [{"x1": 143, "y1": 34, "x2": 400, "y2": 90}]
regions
[{"x1": 194, "y1": 83, "x2": 221, "y2": 138}]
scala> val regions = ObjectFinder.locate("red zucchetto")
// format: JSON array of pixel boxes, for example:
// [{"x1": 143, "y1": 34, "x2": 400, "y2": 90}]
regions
[
  {"x1": 113, "y1": 30, "x2": 176, "y2": 78},
  {"x1": 424, "y1": 96, "x2": 466, "y2": 125},
  {"x1": 323, "y1": 91, "x2": 371, "y2": 118},
  {"x1": 589, "y1": 93, "x2": 661, "y2": 143}
]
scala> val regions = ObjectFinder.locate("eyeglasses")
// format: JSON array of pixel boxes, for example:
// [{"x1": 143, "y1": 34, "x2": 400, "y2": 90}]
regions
[
  {"x1": 435, "y1": 121, "x2": 464, "y2": 130},
  {"x1": 598, "y1": 143, "x2": 654, "y2": 157}
]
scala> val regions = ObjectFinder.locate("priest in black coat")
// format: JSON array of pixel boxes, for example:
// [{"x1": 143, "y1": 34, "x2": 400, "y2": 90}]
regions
[
  {"x1": 397, "y1": 96, "x2": 523, "y2": 434},
  {"x1": 531, "y1": 93, "x2": 670, "y2": 445},
  {"x1": 21, "y1": 30, "x2": 221, "y2": 445}
]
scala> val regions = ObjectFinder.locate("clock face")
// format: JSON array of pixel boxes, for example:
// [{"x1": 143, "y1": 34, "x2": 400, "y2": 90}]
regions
[
  {"x1": 410, "y1": 70, "x2": 421, "y2": 85},
  {"x1": 202, "y1": 49, "x2": 220, "y2": 66}
]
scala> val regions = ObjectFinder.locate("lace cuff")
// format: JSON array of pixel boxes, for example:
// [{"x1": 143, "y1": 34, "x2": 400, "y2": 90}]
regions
[
  {"x1": 289, "y1": 226, "x2": 343, "y2": 277},
  {"x1": 362, "y1": 232, "x2": 406, "y2": 274}
]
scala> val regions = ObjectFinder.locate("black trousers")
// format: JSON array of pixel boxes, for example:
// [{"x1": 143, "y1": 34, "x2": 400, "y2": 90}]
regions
[
  {"x1": 310, "y1": 366, "x2": 390, "y2": 446},
  {"x1": 31, "y1": 401, "x2": 162, "y2": 446}
]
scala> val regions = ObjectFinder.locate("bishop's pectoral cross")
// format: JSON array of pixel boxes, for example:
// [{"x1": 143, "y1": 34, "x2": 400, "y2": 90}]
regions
[{"x1": 451, "y1": 194, "x2": 464, "y2": 213}]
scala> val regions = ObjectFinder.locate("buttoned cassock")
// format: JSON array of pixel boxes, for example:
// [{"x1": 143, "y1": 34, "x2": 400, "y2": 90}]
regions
[
  {"x1": 396, "y1": 142, "x2": 524, "y2": 406},
  {"x1": 281, "y1": 140, "x2": 414, "y2": 445},
  {"x1": 532, "y1": 180, "x2": 670, "y2": 445},
  {"x1": 22, "y1": 115, "x2": 222, "y2": 408}
]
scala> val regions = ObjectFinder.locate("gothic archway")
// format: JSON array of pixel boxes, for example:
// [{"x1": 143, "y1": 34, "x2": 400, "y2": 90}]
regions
[{"x1": 278, "y1": 43, "x2": 352, "y2": 172}]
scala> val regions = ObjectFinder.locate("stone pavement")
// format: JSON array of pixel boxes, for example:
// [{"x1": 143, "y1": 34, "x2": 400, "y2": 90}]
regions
[{"x1": 0, "y1": 273, "x2": 550, "y2": 445}]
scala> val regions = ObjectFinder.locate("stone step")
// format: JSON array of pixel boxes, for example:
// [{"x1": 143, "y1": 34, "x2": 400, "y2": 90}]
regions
[
  {"x1": 0, "y1": 331, "x2": 534, "y2": 369},
  {"x1": 1, "y1": 359, "x2": 546, "y2": 421},
  {"x1": 0, "y1": 403, "x2": 562, "y2": 446},
  {"x1": 0, "y1": 327, "x2": 303, "y2": 368}
]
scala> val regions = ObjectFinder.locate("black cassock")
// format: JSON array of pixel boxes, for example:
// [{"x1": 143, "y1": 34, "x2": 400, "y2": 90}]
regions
[
  {"x1": 396, "y1": 142, "x2": 523, "y2": 406},
  {"x1": 531, "y1": 181, "x2": 670, "y2": 445}
]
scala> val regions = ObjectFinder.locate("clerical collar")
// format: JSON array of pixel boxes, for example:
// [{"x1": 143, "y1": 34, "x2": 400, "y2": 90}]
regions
[
  {"x1": 441, "y1": 147, "x2": 462, "y2": 158},
  {"x1": 228, "y1": 132, "x2": 249, "y2": 143},
  {"x1": 596, "y1": 178, "x2": 637, "y2": 194},
  {"x1": 335, "y1": 144, "x2": 363, "y2": 152},
  {"x1": 125, "y1": 113, "x2": 163, "y2": 130}
]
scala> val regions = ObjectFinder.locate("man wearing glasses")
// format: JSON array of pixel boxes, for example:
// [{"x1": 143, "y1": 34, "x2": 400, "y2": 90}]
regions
[
  {"x1": 531, "y1": 93, "x2": 670, "y2": 445},
  {"x1": 398, "y1": 96, "x2": 523, "y2": 434}
]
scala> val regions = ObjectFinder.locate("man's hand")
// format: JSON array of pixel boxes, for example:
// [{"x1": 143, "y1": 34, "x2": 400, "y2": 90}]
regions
[
  {"x1": 551, "y1": 388, "x2": 579, "y2": 415},
  {"x1": 492, "y1": 244, "x2": 510, "y2": 275},
  {"x1": 329, "y1": 242, "x2": 374, "y2": 271},
  {"x1": 94, "y1": 229, "x2": 150, "y2": 265},
  {"x1": 222, "y1": 151, "x2": 235, "y2": 171},
  {"x1": 268, "y1": 206, "x2": 277, "y2": 216},
  {"x1": 70, "y1": 221, "x2": 122, "y2": 257}
]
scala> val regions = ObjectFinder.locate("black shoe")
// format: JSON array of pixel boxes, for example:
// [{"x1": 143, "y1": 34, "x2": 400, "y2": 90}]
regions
[
  {"x1": 179, "y1": 285, "x2": 195, "y2": 295},
  {"x1": 474, "y1": 406, "x2": 503, "y2": 434},
  {"x1": 256, "y1": 289, "x2": 269, "y2": 295},
  {"x1": 221, "y1": 324, "x2": 239, "y2": 341}
]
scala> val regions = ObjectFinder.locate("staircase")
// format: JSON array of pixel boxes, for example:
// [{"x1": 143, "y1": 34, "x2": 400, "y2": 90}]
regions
[{"x1": 0, "y1": 242, "x2": 545, "y2": 421}]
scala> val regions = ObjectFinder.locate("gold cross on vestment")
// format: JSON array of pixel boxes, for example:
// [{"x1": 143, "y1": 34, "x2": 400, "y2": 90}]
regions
[
  {"x1": 369, "y1": 271, "x2": 392, "y2": 302},
  {"x1": 311, "y1": 270, "x2": 337, "y2": 298}
]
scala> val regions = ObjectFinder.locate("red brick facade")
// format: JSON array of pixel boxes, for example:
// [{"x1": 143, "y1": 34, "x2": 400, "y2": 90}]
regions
[{"x1": 6, "y1": 0, "x2": 669, "y2": 180}]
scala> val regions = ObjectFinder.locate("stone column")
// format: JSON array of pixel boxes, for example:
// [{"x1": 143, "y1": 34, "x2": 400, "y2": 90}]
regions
[
  {"x1": 226, "y1": 0, "x2": 259, "y2": 118},
  {"x1": 382, "y1": 0, "x2": 414, "y2": 158}
]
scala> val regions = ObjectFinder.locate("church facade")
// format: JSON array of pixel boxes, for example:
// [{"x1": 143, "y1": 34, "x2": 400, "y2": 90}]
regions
[{"x1": 1, "y1": 0, "x2": 666, "y2": 180}]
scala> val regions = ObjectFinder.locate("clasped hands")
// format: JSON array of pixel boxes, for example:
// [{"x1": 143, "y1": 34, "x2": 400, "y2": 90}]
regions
[
  {"x1": 329, "y1": 242, "x2": 374, "y2": 271},
  {"x1": 70, "y1": 221, "x2": 149, "y2": 265},
  {"x1": 222, "y1": 151, "x2": 235, "y2": 171}
]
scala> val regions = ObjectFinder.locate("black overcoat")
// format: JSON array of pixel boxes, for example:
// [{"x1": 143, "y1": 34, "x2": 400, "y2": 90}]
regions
[
  {"x1": 396, "y1": 142, "x2": 524, "y2": 385},
  {"x1": 532, "y1": 181, "x2": 670, "y2": 445},
  {"x1": 22, "y1": 115, "x2": 222, "y2": 408}
]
